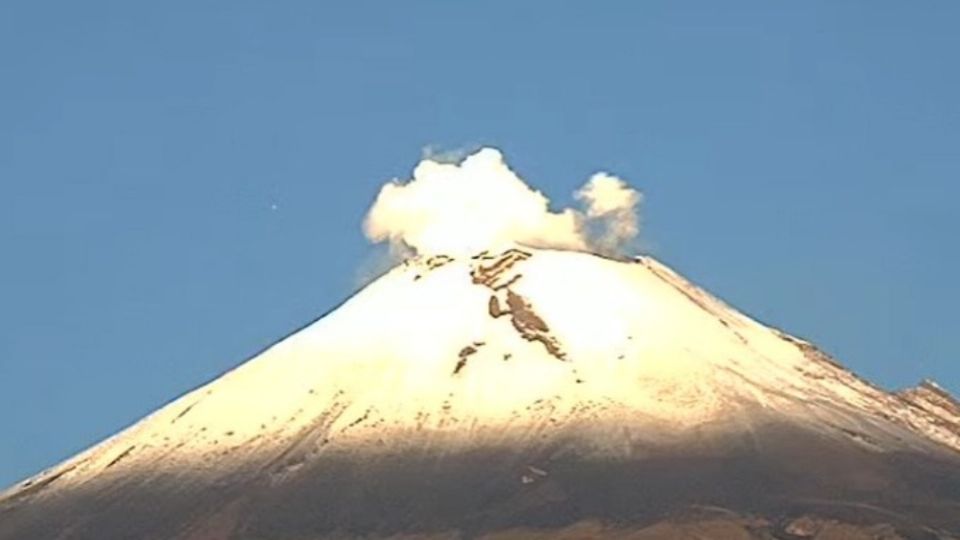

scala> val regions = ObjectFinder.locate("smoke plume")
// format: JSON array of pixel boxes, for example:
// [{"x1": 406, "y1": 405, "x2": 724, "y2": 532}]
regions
[
  {"x1": 363, "y1": 147, "x2": 641, "y2": 257},
  {"x1": 575, "y1": 173, "x2": 642, "y2": 254}
]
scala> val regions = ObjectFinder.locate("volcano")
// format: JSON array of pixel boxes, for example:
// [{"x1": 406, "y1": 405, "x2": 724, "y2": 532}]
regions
[{"x1": 2, "y1": 248, "x2": 959, "y2": 539}]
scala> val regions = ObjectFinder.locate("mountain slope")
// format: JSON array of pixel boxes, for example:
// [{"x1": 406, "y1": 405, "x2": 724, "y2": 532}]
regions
[{"x1": 2, "y1": 248, "x2": 959, "y2": 539}]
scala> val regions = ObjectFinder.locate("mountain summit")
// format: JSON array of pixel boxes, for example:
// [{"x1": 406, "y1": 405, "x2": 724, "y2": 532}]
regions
[{"x1": 2, "y1": 248, "x2": 959, "y2": 539}]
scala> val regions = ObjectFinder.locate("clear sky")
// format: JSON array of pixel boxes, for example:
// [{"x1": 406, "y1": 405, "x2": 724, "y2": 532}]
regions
[{"x1": 1, "y1": 2, "x2": 958, "y2": 487}]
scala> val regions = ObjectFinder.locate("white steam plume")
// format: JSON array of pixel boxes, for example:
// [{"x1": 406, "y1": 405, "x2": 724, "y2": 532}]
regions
[
  {"x1": 575, "y1": 173, "x2": 642, "y2": 254},
  {"x1": 363, "y1": 147, "x2": 641, "y2": 257}
]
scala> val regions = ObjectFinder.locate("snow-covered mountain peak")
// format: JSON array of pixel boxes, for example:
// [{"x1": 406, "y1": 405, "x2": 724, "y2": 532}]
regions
[{"x1": 3, "y1": 247, "x2": 960, "y2": 539}]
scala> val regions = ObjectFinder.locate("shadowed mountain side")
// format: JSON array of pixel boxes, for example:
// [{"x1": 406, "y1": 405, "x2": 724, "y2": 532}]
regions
[{"x1": 2, "y1": 422, "x2": 959, "y2": 540}]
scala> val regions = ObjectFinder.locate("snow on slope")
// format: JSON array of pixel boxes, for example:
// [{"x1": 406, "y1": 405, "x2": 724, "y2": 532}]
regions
[{"x1": 3, "y1": 248, "x2": 959, "y2": 504}]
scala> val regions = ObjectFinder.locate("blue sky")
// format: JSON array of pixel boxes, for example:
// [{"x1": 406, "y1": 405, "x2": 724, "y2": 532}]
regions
[{"x1": 1, "y1": 2, "x2": 957, "y2": 487}]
